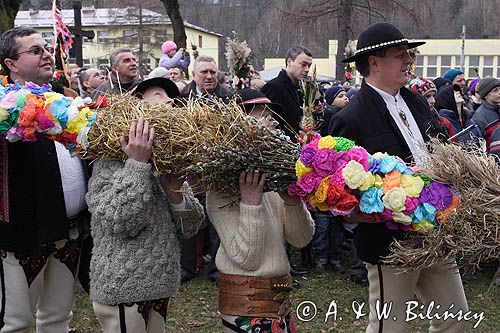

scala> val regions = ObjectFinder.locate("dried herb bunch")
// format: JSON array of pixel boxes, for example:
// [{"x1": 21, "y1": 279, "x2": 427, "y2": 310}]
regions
[
  {"x1": 82, "y1": 94, "x2": 299, "y2": 195},
  {"x1": 384, "y1": 139, "x2": 500, "y2": 273}
]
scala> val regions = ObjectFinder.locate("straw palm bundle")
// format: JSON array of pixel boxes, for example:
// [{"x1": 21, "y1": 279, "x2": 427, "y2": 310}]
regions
[
  {"x1": 384, "y1": 140, "x2": 500, "y2": 272},
  {"x1": 81, "y1": 94, "x2": 299, "y2": 194}
]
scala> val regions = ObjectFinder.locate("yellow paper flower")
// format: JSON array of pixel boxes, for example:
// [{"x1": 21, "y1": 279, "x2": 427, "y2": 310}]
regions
[
  {"x1": 392, "y1": 212, "x2": 412, "y2": 225},
  {"x1": 318, "y1": 136, "x2": 336, "y2": 149},
  {"x1": 43, "y1": 92, "x2": 63, "y2": 104},
  {"x1": 0, "y1": 108, "x2": 9, "y2": 122},
  {"x1": 400, "y1": 174, "x2": 425, "y2": 197},
  {"x1": 296, "y1": 159, "x2": 312, "y2": 181},
  {"x1": 342, "y1": 160, "x2": 366, "y2": 189},
  {"x1": 315, "y1": 176, "x2": 331, "y2": 203},
  {"x1": 382, "y1": 187, "x2": 407, "y2": 212},
  {"x1": 373, "y1": 174, "x2": 384, "y2": 189},
  {"x1": 413, "y1": 220, "x2": 435, "y2": 233},
  {"x1": 65, "y1": 107, "x2": 94, "y2": 134},
  {"x1": 359, "y1": 172, "x2": 375, "y2": 191}
]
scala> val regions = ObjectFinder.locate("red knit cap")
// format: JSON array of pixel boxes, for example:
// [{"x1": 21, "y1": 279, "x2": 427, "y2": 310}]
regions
[{"x1": 409, "y1": 78, "x2": 437, "y2": 96}]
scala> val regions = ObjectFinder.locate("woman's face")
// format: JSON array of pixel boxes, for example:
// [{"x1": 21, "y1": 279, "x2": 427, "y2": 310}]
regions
[
  {"x1": 314, "y1": 91, "x2": 324, "y2": 113},
  {"x1": 249, "y1": 105, "x2": 278, "y2": 129}
]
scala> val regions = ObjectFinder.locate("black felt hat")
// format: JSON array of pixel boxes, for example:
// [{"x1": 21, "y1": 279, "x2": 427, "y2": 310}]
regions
[
  {"x1": 342, "y1": 22, "x2": 425, "y2": 63},
  {"x1": 234, "y1": 88, "x2": 284, "y2": 114},
  {"x1": 133, "y1": 77, "x2": 179, "y2": 99}
]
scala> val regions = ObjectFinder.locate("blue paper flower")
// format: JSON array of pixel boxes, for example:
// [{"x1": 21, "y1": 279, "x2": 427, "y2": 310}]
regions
[
  {"x1": 359, "y1": 187, "x2": 384, "y2": 214},
  {"x1": 410, "y1": 202, "x2": 437, "y2": 223},
  {"x1": 379, "y1": 156, "x2": 397, "y2": 173},
  {"x1": 50, "y1": 98, "x2": 72, "y2": 128},
  {"x1": 368, "y1": 158, "x2": 381, "y2": 174}
]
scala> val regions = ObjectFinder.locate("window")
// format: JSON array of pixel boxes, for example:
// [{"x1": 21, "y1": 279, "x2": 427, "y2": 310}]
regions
[
  {"x1": 426, "y1": 56, "x2": 438, "y2": 78},
  {"x1": 413, "y1": 55, "x2": 423, "y2": 78},
  {"x1": 97, "y1": 31, "x2": 108, "y2": 44},
  {"x1": 482, "y1": 56, "x2": 494, "y2": 77},
  {"x1": 155, "y1": 29, "x2": 168, "y2": 43},
  {"x1": 440, "y1": 56, "x2": 452, "y2": 75},
  {"x1": 468, "y1": 55, "x2": 480, "y2": 76},
  {"x1": 142, "y1": 29, "x2": 151, "y2": 44},
  {"x1": 198, "y1": 35, "x2": 203, "y2": 48},
  {"x1": 98, "y1": 58, "x2": 110, "y2": 71},
  {"x1": 42, "y1": 32, "x2": 53, "y2": 44},
  {"x1": 123, "y1": 30, "x2": 137, "y2": 44},
  {"x1": 83, "y1": 59, "x2": 91, "y2": 66}
]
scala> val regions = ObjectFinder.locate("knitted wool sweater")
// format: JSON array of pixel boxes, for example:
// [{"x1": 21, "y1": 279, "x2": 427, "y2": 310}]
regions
[
  {"x1": 206, "y1": 191, "x2": 314, "y2": 278},
  {"x1": 86, "y1": 158, "x2": 204, "y2": 305}
]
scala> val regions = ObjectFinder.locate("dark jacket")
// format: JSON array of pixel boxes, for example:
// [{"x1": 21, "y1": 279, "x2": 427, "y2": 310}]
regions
[
  {"x1": 261, "y1": 70, "x2": 303, "y2": 140},
  {"x1": 327, "y1": 80, "x2": 446, "y2": 264},
  {"x1": 472, "y1": 100, "x2": 500, "y2": 158},
  {"x1": 91, "y1": 72, "x2": 141, "y2": 100},
  {"x1": 435, "y1": 85, "x2": 478, "y2": 142},
  {"x1": 0, "y1": 81, "x2": 88, "y2": 252},
  {"x1": 179, "y1": 80, "x2": 231, "y2": 103},
  {"x1": 315, "y1": 104, "x2": 341, "y2": 137}
]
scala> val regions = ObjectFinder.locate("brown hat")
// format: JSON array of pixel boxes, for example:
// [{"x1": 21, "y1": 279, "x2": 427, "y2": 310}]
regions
[{"x1": 477, "y1": 77, "x2": 500, "y2": 99}]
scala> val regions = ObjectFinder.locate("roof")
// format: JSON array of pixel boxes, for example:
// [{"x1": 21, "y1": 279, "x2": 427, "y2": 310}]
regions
[
  {"x1": 260, "y1": 67, "x2": 336, "y2": 83},
  {"x1": 14, "y1": 7, "x2": 223, "y2": 37}
]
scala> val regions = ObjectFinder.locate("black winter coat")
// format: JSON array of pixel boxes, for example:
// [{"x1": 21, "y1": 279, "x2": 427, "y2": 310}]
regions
[{"x1": 327, "y1": 80, "x2": 446, "y2": 264}]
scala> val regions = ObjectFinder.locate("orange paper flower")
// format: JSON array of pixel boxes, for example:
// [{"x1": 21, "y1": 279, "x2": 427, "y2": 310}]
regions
[{"x1": 383, "y1": 170, "x2": 401, "y2": 193}]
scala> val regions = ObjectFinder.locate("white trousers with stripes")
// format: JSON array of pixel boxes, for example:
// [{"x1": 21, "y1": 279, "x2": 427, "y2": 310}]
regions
[
  {"x1": 0, "y1": 229, "x2": 79, "y2": 333},
  {"x1": 365, "y1": 261, "x2": 469, "y2": 333}
]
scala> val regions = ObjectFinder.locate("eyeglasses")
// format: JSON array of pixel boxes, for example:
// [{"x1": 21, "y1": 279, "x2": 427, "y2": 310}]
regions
[
  {"x1": 314, "y1": 97, "x2": 324, "y2": 106},
  {"x1": 13, "y1": 45, "x2": 54, "y2": 58}
]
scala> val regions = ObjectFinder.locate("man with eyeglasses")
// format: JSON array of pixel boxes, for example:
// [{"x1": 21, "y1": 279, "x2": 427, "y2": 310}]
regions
[
  {"x1": 328, "y1": 22, "x2": 468, "y2": 333},
  {"x1": 0, "y1": 26, "x2": 88, "y2": 332}
]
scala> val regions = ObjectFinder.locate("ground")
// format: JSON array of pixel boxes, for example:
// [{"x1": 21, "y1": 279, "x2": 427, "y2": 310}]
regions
[{"x1": 70, "y1": 266, "x2": 499, "y2": 332}]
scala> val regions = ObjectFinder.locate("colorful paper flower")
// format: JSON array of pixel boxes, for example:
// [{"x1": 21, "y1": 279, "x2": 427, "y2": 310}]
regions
[
  {"x1": 400, "y1": 174, "x2": 425, "y2": 197},
  {"x1": 332, "y1": 136, "x2": 355, "y2": 151},
  {"x1": 382, "y1": 170, "x2": 401, "y2": 193},
  {"x1": 359, "y1": 187, "x2": 384, "y2": 214},
  {"x1": 359, "y1": 171, "x2": 376, "y2": 191},
  {"x1": 315, "y1": 176, "x2": 331, "y2": 203},
  {"x1": 419, "y1": 182, "x2": 453, "y2": 210},
  {"x1": 342, "y1": 160, "x2": 366, "y2": 189},
  {"x1": 382, "y1": 187, "x2": 407, "y2": 212},
  {"x1": 297, "y1": 172, "x2": 321, "y2": 193},
  {"x1": 313, "y1": 148, "x2": 337, "y2": 177},
  {"x1": 317, "y1": 136, "x2": 336, "y2": 149},
  {"x1": 347, "y1": 147, "x2": 370, "y2": 171},
  {"x1": 295, "y1": 159, "x2": 312, "y2": 181},
  {"x1": 412, "y1": 220, "x2": 435, "y2": 233},
  {"x1": 299, "y1": 145, "x2": 318, "y2": 167},
  {"x1": 411, "y1": 203, "x2": 437, "y2": 223}
]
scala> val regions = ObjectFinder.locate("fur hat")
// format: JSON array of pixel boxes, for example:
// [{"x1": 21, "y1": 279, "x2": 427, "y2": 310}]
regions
[
  {"x1": 468, "y1": 77, "x2": 481, "y2": 95},
  {"x1": 162, "y1": 41, "x2": 177, "y2": 54},
  {"x1": 477, "y1": 77, "x2": 500, "y2": 99},
  {"x1": 409, "y1": 78, "x2": 437, "y2": 97}
]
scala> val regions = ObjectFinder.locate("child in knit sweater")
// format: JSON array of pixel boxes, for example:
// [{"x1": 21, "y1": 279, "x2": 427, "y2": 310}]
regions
[
  {"x1": 158, "y1": 41, "x2": 191, "y2": 70},
  {"x1": 87, "y1": 78, "x2": 204, "y2": 333},
  {"x1": 206, "y1": 89, "x2": 314, "y2": 332}
]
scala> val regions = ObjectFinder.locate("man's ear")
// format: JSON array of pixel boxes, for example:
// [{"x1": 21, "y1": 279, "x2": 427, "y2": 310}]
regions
[
  {"x1": 286, "y1": 57, "x2": 292, "y2": 68},
  {"x1": 3, "y1": 58, "x2": 18, "y2": 74},
  {"x1": 367, "y1": 55, "x2": 379, "y2": 72}
]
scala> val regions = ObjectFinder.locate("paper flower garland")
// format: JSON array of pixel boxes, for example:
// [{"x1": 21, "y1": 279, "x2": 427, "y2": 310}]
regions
[
  {"x1": 288, "y1": 134, "x2": 460, "y2": 233},
  {"x1": 0, "y1": 77, "x2": 98, "y2": 154}
]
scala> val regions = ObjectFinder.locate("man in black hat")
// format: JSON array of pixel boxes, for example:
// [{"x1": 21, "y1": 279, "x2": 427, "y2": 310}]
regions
[{"x1": 328, "y1": 22, "x2": 468, "y2": 332}]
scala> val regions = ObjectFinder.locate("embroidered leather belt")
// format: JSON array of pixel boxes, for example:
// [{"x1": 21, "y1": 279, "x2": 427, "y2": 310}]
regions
[{"x1": 218, "y1": 272, "x2": 292, "y2": 318}]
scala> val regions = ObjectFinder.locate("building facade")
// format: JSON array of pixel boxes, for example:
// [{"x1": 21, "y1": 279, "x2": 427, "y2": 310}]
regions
[
  {"x1": 264, "y1": 39, "x2": 500, "y2": 81},
  {"x1": 15, "y1": 7, "x2": 222, "y2": 74}
]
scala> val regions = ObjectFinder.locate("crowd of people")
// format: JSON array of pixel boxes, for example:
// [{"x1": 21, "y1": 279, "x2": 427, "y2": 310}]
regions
[{"x1": 0, "y1": 21, "x2": 498, "y2": 333}]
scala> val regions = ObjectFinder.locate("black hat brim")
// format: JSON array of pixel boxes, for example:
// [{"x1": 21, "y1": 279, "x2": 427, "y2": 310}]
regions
[
  {"x1": 133, "y1": 77, "x2": 180, "y2": 99},
  {"x1": 341, "y1": 40, "x2": 425, "y2": 63}
]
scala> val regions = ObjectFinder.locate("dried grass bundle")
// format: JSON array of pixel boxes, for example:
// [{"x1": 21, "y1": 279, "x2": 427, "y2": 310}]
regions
[
  {"x1": 81, "y1": 94, "x2": 299, "y2": 195},
  {"x1": 384, "y1": 139, "x2": 500, "y2": 272}
]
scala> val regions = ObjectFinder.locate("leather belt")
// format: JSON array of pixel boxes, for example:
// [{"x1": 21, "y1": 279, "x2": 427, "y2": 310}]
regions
[{"x1": 218, "y1": 272, "x2": 292, "y2": 318}]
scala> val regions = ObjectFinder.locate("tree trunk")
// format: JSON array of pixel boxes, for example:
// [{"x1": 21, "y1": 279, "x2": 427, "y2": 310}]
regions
[
  {"x1": 336, "y1": 0, "x2": 351, "y2": 81},
  {"x1": 0, "y1": 0, "x2": 22, "y2": 35},
  {"x1": 160, "y1": 0, "x2": 187, "y2": 49}
]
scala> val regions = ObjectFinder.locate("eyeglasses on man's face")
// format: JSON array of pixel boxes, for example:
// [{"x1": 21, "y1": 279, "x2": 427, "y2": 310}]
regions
[{"x1": 13, "y1": 45, "x2": 55, "y2": 58}]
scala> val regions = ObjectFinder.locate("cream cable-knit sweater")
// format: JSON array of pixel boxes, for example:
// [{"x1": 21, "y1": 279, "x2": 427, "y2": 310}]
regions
[
  {"x1": 87, "y1": 158, "x2": 204, "y2": 305},
  {"x1": 206, "y1": 191, "x2": 314, "y2": 278}
]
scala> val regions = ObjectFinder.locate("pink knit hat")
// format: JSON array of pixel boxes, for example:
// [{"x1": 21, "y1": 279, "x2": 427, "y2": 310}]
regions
[{"x1": 162, "y1": 41, "x2": 177, "y2": 54}]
